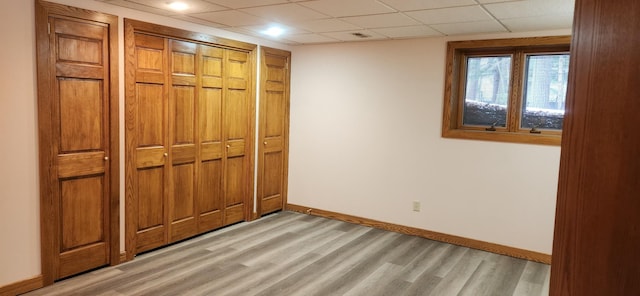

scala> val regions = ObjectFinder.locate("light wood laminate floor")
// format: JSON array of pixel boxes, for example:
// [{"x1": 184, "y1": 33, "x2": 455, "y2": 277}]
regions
[{"x1": 24, "y1": 211, "x2": 550, "y2": 296}]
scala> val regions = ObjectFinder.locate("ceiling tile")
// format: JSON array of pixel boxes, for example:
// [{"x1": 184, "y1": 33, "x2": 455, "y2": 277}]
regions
[
  {"x1": 295, "y1": 18, "x2": 361, "y2": 33},
  {"x1": 431, "y1": 20, "x2": 507, "y2": 35},
  {"x1": 171, "y1": 14, "x2": 228, "y2": 27},
  {"x1": 240, "y1": 3, "x2": 328, "y2": 24},
  {"x1": 341, "y1": 13, "x2": 419, "y2": 29},
  {"x1": 378, "y1": 0, "x2": 476, "y2": 11},
  {"x1": 126, "y1": 0, "x2": 227, "y2": 14},
  {"x1": 202, "y1": 0, "x2": 288, "y2": 9},
  {"x1": 191, "y1": 10, "x2": 269, "y2": 26},
  {"x1": 299, "y1": 0, "x2": 394, "y2": 17},
  {"x1": 406, "y1": 5, "x2": 493, "y2": 24},
  {"x1": 285, "y1": 33, "x2": 341, "y2": 43},
  {"x1": 502, "y1": 14, "x2": 573, "y2": 31},
  {"x1": 484, "y1": 0, "x2": 575, "y2": 19},
  {"x1": 322, "y1": 30, "x2": 388, "y2": 41},
  {"x1": 100, "y1": 0, "x2": 175, "y2": 15},
  {"x1": 239, "y1": 23, "x2": 309, "y2": 35},
  {"x1": 372, "y1": 25, "x2": 443, "y2": 38}
]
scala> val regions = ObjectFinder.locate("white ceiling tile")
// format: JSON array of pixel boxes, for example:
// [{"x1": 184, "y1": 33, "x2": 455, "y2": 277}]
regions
[
  {"x1": 406, "y1": 5, "x2": 493, "y2": 24},
  {"x1": 295, "y1": 19, "x2": 361, "y2": 33},
  {"x1": 341, "y1": 13, "x2": 419, "y2": 29},
  {"x1": 484, "y1": 0, "x2": 575, "y2": 19},
  {"x1": 191, "y1": 10, "x2": 269, "y2": 26},
  {"x1": 240, "y1": 3, "x2": 328, "y2": 23},
  {"x1": 285, "y1": 33, "x2": 341, "y2": 43},
  {"x1": 322, "y1": 30, "x2": 388, "y2": 41},
  {"x1": 502, "y1": 14, "x2": 573, "y2": 31},
  {"x1": 202, "y1": 0, "x2": 289, "y2": 9},
  {"x1": 431, "y1": 20, "x2": 507, "y2": 35},
  {"x1": 171, "y1": 14, "x2": 228, "y2": 27},
  {"x1": 126, "y1": 0, "x2": 227, "y2": 14},
  {"x1": 299, "y1": 0, "x2": 394, "y2": 17},
  {"x1": 239, "y1": 23, "x2": 309, "y2": 35},
  {"x1": 378, "y1": 0, "x2": 476, "y2": 11},
  {"x1": 372, "y1": 25, "x2": 443, "y2": 38},
  {"x1": 100, "y1": 0, "x2": 175, "y2": 15}
]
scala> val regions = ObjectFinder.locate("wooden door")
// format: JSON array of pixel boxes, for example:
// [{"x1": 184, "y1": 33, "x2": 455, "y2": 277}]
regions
[
  {"x1": 125, "y1": 20, "x2": 256, "y2": 258},
  {"x1": 36, "y1": 2, "x2": 119, "y2": 284},
  {"x1": 224, "y1": 50, "x2": 252, "y2": 224},
  {"x1": 197, "y1": 45, "x2": 225, "y2": 233},
  {"x1": 168, "y1": 40, "x2": 199, "y2": 242},
  {"x1": 257, "y1": 47, "x2": 291, "y2": 216},
  {"x1": 550, "y1": 0, "x2": 640, "y2": 294},
  {"x1": 128, "y1": 33, "x2": 169, "y2": 254}
]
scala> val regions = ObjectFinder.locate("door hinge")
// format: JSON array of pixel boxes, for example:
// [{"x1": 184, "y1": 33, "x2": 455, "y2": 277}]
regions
[
  {"x1": 47, "y1": 22, "x2": 51, "y2": 35},
  {"x1": 285, "y1": 61, "x2": 289, "y2": 70}
]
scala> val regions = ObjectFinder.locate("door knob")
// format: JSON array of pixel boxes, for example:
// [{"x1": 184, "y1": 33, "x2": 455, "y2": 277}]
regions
[
  {"x1": 226, "y1": 145, "x2": 230, "y2": 148},
  {"x1": 104, "y1": 156, "x2": 109, "y2": 160},
  {"x1": 164, "y1": 153, "x2": 168, "y2": 157},
  {"x1": 263, "y1": 141, "x2": 267, "y2": 145}
]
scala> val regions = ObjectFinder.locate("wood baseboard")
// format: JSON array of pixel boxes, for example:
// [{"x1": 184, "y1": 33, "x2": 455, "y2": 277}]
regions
[
  {"x1": 0, "y1": 275, "x2": 44, "y2": 296},
  {"x1": 286, "y1": 203, "x2": 551, "y2": 264}
]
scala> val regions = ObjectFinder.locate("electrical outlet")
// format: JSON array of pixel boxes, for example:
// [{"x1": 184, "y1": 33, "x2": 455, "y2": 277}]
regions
[{"x1": 412, "y1": 200, "x2": 421, "y2": 212}]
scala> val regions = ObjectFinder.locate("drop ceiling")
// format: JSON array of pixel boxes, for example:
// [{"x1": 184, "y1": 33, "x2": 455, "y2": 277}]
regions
[{"x1": 96, "y1": 0, "x2": 575, "y2": 44}]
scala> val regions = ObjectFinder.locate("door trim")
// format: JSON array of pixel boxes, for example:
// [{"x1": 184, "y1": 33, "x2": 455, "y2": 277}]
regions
[{"x1": 35, "y1": 0, "x2": 119, "y2": 285}]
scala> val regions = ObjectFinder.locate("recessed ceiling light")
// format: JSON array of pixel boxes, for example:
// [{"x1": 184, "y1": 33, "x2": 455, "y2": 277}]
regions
[
  {"x1": 168, "y1": 1, "x2": 189, "y2": 11},
  {"x1": 264, "y1": 27, "x2": 284, "y2": 37}
]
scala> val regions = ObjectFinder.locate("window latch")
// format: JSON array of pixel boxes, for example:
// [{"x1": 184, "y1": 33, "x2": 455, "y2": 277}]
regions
[
  {"x1": 485, "y1": 121, "x2": 501, "y2": 131},
  {"x1": 530, "y1": 126, "x2": 541, "y2": 134}
]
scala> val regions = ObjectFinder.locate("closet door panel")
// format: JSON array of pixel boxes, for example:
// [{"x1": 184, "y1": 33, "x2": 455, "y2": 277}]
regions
[
  {"x1": 198, "y1": 159, "x2": 223, "y2": 231},
  {"x1": 169, "y1": 40, "x2": 198, "y2": 242},
  {"x1": 132, "y1": 33, "x2": 168, "y2": 253},
  {"x1": 225, "y1": 156, "x2": 245, "y2": 224},
  {"x1": 136, "y1": 167, "x2": 165, "y2": 253},
  {"x1": 198, "y1": 45, "x2": 225, "y2": 232},
  {"x1": 223, "y1": 50, "x2": 250, "y2": 224}
]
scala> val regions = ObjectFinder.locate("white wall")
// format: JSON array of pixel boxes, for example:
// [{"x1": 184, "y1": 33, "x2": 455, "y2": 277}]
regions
[
  {"x1": 288, "y1": 30, "x2": 569, "y2": 255},
  {"x1": 0, "y1": 0, "x2": 289, "y2": 287},
  {"x1": 0, "y1": 0, "x2": 41, "y2": 287}
]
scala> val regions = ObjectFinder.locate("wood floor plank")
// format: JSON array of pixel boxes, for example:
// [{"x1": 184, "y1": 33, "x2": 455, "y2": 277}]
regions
[{"x1": 23, "y1": 211, "x2": 550, "y2": 296}]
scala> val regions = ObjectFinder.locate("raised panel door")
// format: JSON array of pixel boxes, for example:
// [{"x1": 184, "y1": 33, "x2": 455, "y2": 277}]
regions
[
  {"x1": 168, "y1": 39, "x2": 198, "y2": 242},
  {"x1": 258, "y1": 48, "x2": 290, "y2": 216},
  {"x1": 130, "y1": 33, "x2": 168, "y2": 253},
  {"x1": 38, "y1": 14, "x2": 114, "y2": 281},
  {"x1": 224, "y1": 50, "x2": 250, "y2": 224},
  {"x1": 198, "y1": 45, "x2": 224, "y2": 232}
]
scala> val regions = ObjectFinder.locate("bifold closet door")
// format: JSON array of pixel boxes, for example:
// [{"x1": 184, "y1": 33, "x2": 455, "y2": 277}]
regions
[
  {"x1": 197, "y1": 45, "x2": 225, "y2": 233},
  {"x1": 168, "y1": 40, "x2": 199, "y2": 242},
  {"x1": 129, "y1": 33, "x2": 169, "y2": 253},
  {"x1": 224, "y1": 51, "x2": 251, "y2": 224},
  {"x1": 126, "y1": 20, "x2": 256, "y2": 257},
  {"x1": 258, "y1": 47, "x2": 291, "y2": 216},
  {"x1": 36, "y1": 1, "x2": 119, "y2": 283}
]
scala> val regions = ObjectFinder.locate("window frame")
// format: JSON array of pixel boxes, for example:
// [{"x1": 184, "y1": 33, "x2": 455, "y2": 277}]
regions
[{"x1": 442, "y1": 36, "x2": 571, "y2": 146}]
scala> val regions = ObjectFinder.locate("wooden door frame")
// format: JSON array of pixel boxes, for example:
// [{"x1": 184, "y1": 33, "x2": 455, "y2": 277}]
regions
[
  {"x1": 123, "y1": 19, "x2": 257, "y2": 260},
  {"x1": 257, "y1": 46, "x2": 291, "y2": 216},
  {"x1": 35, "y1": 0, "x2": 119, "y2": 285}
]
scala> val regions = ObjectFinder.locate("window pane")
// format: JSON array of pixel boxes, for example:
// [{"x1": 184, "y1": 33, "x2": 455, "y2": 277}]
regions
[
  {"x1": 463, "y1": 56, "x2": 512, "y2": 127},
  {"x1": 521, "y1": 54, "x2": 570, "y2": 130}
]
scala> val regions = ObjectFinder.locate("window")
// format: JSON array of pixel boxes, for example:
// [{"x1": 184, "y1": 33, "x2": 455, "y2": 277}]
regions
[{"x1": 442, "y1": 36, "x2": 571, "y2": 145}]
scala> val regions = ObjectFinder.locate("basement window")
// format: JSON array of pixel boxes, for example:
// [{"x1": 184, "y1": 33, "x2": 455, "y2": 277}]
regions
[{"x1": 442, "y1": 36, "x2": 571, "y2": 145}]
